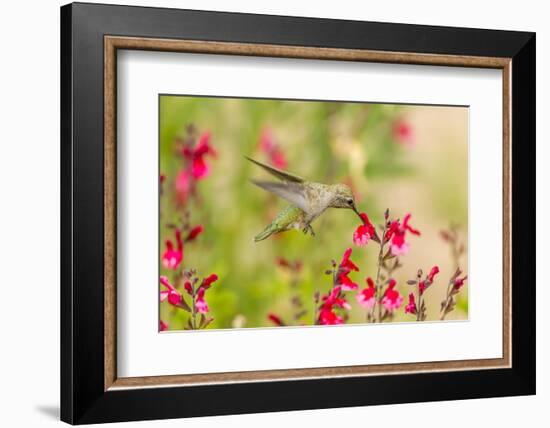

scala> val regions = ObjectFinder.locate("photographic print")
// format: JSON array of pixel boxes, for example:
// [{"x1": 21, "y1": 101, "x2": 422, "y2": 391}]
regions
[{"x1": 159, "y1": 95, "x2": 469, "y2": 331}]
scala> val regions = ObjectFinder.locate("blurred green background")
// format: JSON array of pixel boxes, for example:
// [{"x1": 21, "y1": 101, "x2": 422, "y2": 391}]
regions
[{"x1": 160, "y1": 95, "x2": 469, "y2": 330}]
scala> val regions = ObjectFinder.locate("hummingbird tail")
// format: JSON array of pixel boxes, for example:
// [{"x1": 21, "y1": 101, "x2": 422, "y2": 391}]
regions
[{"x1": 254, "y1": 225, "x2": 275, "y2": 242}]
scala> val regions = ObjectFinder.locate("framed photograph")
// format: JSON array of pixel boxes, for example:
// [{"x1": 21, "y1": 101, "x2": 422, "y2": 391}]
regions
[{"x1": 61, "y1": 2, "x2": 535, "y2": 424}]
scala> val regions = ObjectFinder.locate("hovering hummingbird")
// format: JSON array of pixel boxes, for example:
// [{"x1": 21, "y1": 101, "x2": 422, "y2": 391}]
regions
[{"x1": 247, "y1": 157, "x2": 363, "y2": 242}]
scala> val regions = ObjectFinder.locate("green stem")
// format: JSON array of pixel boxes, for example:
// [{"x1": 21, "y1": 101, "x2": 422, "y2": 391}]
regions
[
  {"x1": 440, "y1": 280, "x2": 454, "y2": 320},
  {"x1": 313, "y1": 291, "x2": 319, "y2": 325},
  {"x1": 191, "y1": 282, "x2": 197, "y2": 329},
  {"x1": 371, "y1": 229, "x2": 387, "y2": 323}
]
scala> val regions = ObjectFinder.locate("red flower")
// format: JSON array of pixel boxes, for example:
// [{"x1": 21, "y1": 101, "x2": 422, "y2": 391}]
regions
[
  {"x1": 318, "y1": 307, "x2": 344, "y2": 325},
  {"x1": 339, "y1": 248, "x2": 359, "y2": 272},
  {"x1": 427, "y1": 266, "x2": 440, "y2": 282},
  {"x1": 318, "y1": 284, "x2": 351, "y2": 325},
  {"x1": 381, "y1": 279, "x2": 403, "y2": 312},
  {"x1": 162, "y1": 229, "x2": 183, "y2": 270},
  {"x1": 183, "y1": 131, "x2": 216, "y2": 179},
  {"x1": 353, "y1": 213, "x2": 377, "y2": 247},
  {"x1": 356, "y1": 277, "x2": 376, "y2": 309},
  {"x1": 160, "y1": 276, "x2": 182, "y2": 306},
  {"x1": 338, "y1": 274, "x2": 359, "y2": 291},
  {"x1": 186, "y1": 225, "x2": 204, "y2": 242},
  {"x1": 419, "y1": 281, "x2": 426, "y2": 295},
  {"x1": 160, "y1": 320, "x2": 169, "y2": 331},
  {"x1": 453, "y1": 275, "x2": 468, "y2": 292},
  {"x1": 258, "y1": 128, "x2": 288, "y2": 169},
  {"x1": 405, "y1": 293, "x2": 417, "y2": 315},
  {"x1": 195, "y1": 287, "x2": 209, "y2": 314},
  {"x1": 322, "y1": 286, "x2": 351, "y2": 310},
  {"x1": 393, "y1": 119, "x2": 415, "y2": 146},
  {"x1": 201, "y1": 273, "x2": 218, "y2": 290},
  {"x1": 386, "y1": 213, "x2": 420, "y2": 256},
  {"x1": 267, "y1": 313, "x2": 284, "y2": 326},
  {"x1": 184, "y1": 281, "x2": 193, "y2": 295},
  {"x1": 419, "y1": 265, "x2": 440, "y2": 295},
  {"x1": 336, "y1": 248, "x2": 359, "y2": 290}
]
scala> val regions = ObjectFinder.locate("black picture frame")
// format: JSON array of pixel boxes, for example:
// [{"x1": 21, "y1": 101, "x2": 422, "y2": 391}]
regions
[{"x1": 61, "y1": 2, "x2": 535, "y2": 424}]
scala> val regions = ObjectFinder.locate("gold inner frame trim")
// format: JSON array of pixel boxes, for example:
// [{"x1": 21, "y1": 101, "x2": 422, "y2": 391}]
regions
[{"x1": 104, "y1": 35, "x2": 512, "y2": 391}]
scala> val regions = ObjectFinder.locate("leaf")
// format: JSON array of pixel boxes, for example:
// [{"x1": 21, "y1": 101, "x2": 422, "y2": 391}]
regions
[
  {"x1": 203, "y1": 317, "x2": 214, "y2": 329},
  {"x1": 199, "y1": 313, "x2": 206, "y2": 329},
  {"x1": 294, "y1": 309, "x2": 308, "y2": 320}
]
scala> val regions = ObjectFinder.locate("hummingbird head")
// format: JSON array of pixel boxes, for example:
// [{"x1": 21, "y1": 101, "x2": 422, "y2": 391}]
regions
[{"x1": 330, "y1": 184, "x2": 359, "y2": 214}]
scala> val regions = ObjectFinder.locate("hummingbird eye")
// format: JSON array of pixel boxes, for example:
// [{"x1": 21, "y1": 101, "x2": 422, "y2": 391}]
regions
[{"x1": 346, "y1": 198, "x2": 354, "y2": 205}]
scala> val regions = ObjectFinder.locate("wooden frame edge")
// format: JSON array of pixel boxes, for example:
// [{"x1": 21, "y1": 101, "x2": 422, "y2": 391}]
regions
[
  {"x1": 103, "y1": 35, "x2": 512, "y2": 391},
  {"x1": 502, "y1": 61, "x2": 512, "y2": 370},
  {"x1": 105, "y1": 35, "x2": 511, "y2": 68},
  {"x1": 104, "y1": 36, "x2": 117, "y2": 390},
  {"x1": 109, "y1": 357, "x2": 508, "y2": 390}
]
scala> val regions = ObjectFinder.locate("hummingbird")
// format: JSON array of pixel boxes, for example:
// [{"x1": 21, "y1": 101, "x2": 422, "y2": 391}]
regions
[{"x1": 247, "y1": 157, "x2": 363, "y2": 242}]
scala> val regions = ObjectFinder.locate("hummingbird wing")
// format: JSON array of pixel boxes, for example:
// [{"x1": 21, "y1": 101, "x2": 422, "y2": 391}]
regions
[
  {"x1": 251, "y1": 180, "x2": 310, "y2": 214},
  {"x1": 245, "y1": 156, "x2": 304, "y2": 183}
]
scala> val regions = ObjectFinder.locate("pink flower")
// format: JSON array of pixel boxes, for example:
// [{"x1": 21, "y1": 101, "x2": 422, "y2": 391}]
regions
[
  {"x1": 386, "y1": 213, "x2": 421, "y2": 256},
  {"x1": 175, "y1": 169, "x2": 191, "y2": 203},
  {"x1": 322, "y1": 286, "x2": 352, "y2": 310},
  {"x1": 186, "y1": 225, "x2": 204, "y2": 242},
  {"x1": 258, "y1": 128, "x2": 288, "y2": 169},
  {"x1": 270, "y1": 150, "x2": 288, "y2": 169},
  {"x1": 160, "y1": 276, "x2": 182, "y2": 306},
  {"x1": 453, "y1": 275, "x2": 468, "y2": 292},
  {"x1": 267, "y1": 313, "x2": 284, "y2": 326},
  {"x1": 353, "y1": 213, "x2": 377, "y2": 247},
  {"x1": 356, "y1": 277, "x2": 376, "y2": 309},
  {"x1": 390, "y1": 234, "x2": 409, "y2": 256},
  {"x1": 191, "y1": 156, "x2": 208, "y2": 179},
  {"x1": 427, "y1": 266, "x2": 440, "y2": 282},
  {"x1": 160, "y1": 320, "x2": 169, "y2": 331},
  {"x1": 393, "y1": 119, "x2": 415, "y2": 146},
  {"x1": 259, "y1": 128, "x2": 275, "y2": 152},
  {"x1": 318, "y1": 308, "x2": 344, "y2": 325},
  {"x1": 201, "y1": 273, "x2": 218, "y2": 290},
  {"x1": 186, "y1": 273, "x2": 219, "y2": 315},
  {"x1": 405, "y1": 293, "x2": 417, "y2": 315},
  {"x1": 183, "y1": 131, "x2": 216, "y2": 179},
  {"x1": 317, "y1": 284, "x2": 351, "y2": 325},
  {"x1": 162, "y1": 229, "x2": 183, "y2": 270},
  {"x1": 195, "y1": 287, "x2": 209, "y2": 314},
  {"x1": 381, "y1": 279, "x2": 403, "y2": 312}
]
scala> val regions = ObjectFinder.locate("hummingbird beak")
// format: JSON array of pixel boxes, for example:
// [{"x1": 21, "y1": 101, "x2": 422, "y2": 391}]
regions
[{"x1": 351, "y1": 204, "x2": 362, "y2": 220}]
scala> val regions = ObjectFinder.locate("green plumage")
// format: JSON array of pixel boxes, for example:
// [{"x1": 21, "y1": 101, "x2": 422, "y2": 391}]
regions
[
  {"x1": 254, "y1": 205, "x2": 305, "y2": 242},
  {"x1": 247, "y1": 157, "x2": 359, "y2": 242}
]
